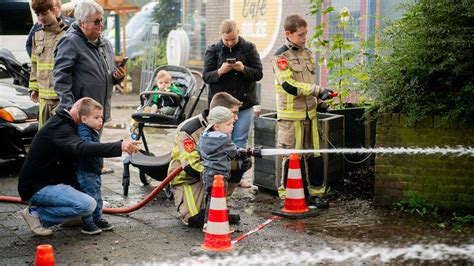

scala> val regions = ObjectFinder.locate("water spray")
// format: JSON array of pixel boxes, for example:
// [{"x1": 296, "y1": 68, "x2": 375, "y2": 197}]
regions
[{"x1": 259, "y1": 146, "x2": 474, "y2": 157}]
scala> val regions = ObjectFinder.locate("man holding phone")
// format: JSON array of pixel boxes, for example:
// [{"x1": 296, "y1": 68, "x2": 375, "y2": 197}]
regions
[{"x1": 203, "y1": 19, "x2": 263, "y2": 189}]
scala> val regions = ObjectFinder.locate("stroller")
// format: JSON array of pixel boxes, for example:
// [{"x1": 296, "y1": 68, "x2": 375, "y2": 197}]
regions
[{"x1": 122, "y1": 65, "x2": 206, "y2": 197}]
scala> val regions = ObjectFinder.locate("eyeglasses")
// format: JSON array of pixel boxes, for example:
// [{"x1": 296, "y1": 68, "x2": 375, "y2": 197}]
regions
[{"x1": 89, "y1": 18, "x2": 104, "y2": 26}]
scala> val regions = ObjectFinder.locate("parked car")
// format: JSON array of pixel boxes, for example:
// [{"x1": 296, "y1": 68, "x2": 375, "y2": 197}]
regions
[
  {"x1": 0, "y1": 81, "x2": 38, "y2": 161},
  {"x1": 0, "y1": 49, "x2": 37, "y2": 162}
]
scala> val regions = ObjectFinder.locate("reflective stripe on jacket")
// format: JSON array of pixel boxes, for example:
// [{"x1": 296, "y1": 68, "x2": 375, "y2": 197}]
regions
[
  {"x1": 169, "y1": 110, "x2": 208, "y2": 186},
  {"x1": 272, "y1": 41, "x2": 323, "y2": 120},
  {"x1": 29, "y1": 19, "x2": 68, "y2": 100}
]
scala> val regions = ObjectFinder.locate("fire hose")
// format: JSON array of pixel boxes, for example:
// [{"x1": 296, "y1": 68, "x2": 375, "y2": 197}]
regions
[{"x1": 0, "y1": 166, "x2": 182, "y2": 214}]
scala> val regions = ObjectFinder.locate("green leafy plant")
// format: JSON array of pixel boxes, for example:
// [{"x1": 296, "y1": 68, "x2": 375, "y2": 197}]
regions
[
  {"x1": 395, "y1": 196, "x2": 438, "y2": 217},
  {"x1": 308, "y1": 0, "x2": 371, "y2": 109},
  {"x1": 450, "y1": 214, "x2": 474, "y2": 233},
  {"x1": 363, "y1": 0, "x2": 474, "y2": 123},
  {"x1": 151, "y1": 0, "x2": 180, "y2": 39}
]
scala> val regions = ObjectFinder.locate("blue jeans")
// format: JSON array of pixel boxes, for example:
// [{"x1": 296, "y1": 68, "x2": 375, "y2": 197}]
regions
[
  {"x1": 76, "y1": 170, "x2": 103, "y2": 225},
  {"x1": 28, "y1": 184, "x2": 96, "y2": 227},
  {"x1": 232, "y1": 107, "x2": 253, "y2": 148}
]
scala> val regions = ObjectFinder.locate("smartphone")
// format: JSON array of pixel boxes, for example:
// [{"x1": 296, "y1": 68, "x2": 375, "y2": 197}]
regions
[
  {"x1": 226, "y1": 58, "x2": 236, "y2": 64},
  {"x1": 119, "y1": 57, "x2": 129, "y2": 67}
]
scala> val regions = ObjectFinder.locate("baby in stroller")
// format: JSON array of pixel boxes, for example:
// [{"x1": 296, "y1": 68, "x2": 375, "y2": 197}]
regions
[
  {"x1": 144, "y1": 70, "x2": 183, "y2": 115},
  {"x1": 130, "y1": 69, "x2": 184, "y2": 133}
]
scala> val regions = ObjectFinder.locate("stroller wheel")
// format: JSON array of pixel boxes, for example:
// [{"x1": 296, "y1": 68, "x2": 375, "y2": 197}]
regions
[
  {"x1": 164, "y1": 184, "x2": 173, "y2": 201},
  {"x1": 139, "y1": 170, "x2": 150, "y2": 185}
]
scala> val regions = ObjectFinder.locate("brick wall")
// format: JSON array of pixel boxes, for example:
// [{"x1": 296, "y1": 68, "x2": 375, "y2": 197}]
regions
[
  {"x1": 205, "y1": 1, "x2": 315, "y2": 110},
  {"x1": 374, "y1": 113, "x2": 474, "y2": 212}
]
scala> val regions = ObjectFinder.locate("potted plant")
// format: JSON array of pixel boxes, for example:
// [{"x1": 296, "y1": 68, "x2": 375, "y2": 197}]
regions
[{"x1": 309, "y1": 1, "x2": 377, "y2": 179}]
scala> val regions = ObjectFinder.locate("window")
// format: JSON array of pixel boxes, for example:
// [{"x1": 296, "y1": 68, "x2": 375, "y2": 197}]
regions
[{"x1": 182, "y1": 0, "x2": 206, "y2": 64}]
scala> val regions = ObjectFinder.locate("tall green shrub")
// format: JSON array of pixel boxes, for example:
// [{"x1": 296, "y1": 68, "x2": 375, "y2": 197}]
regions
[{"x1": 364, "y1": 0, "x2": 474, "y2": 123}]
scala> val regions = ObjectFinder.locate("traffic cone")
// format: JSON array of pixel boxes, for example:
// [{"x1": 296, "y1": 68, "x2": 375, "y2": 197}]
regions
[
  {"x1": 272, "y1": 153, "x2": 320, "y2": 219},
  {"x1": 35, "y1": 244, "x2": 54, "y2": 266},
  {"x1": 201, "y1": 175, "x2": 233, "y2": 252}
]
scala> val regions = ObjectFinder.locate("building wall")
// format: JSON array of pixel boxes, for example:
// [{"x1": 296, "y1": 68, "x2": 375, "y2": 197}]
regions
[{"x1": 374, "y1": 113, "x2": 474, "y2": 212}]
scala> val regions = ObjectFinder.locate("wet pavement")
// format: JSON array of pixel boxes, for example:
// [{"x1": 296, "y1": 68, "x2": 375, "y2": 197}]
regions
[{"x1": 0, "y1": 92, "x2": 473, "y2": 264}]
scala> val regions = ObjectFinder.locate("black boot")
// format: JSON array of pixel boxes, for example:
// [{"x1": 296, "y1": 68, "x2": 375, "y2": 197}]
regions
[
  {"x1": 308, "y1": 197, "x2": 329, "y2": 209},
  {"x1": 187, "y1": 211, "x2": 205, "y2": 228},
  {"x1": 228, "y1": 214, "x2": 240, "y2": 225}
]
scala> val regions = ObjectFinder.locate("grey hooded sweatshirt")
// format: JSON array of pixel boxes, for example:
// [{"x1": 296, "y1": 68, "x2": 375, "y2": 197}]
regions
[{"x1": 199, "y1": 130, "x2": 238, "y2": 186}]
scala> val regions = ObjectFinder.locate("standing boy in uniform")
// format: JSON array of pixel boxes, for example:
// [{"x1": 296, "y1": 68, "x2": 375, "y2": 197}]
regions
[
  {"x1": 29, "y1": 0, "x2": 69, "y2": 127},
  {"x1": 272, "y1": 14, "x2": 335, "y2": 208}
]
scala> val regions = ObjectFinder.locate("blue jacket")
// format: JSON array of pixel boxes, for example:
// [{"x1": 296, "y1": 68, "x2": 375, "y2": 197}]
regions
[{"x1": 76, "y1": 123, "x2": 103, "y2": 174}]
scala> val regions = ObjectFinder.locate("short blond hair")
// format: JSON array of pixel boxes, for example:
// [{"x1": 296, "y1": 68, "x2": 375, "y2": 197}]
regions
[
  {"x1": 78, "y1": 97, "x2": 103, "y2": 117},
  {"x1": 156, "y1": 70, "x2": 172, "y2": 82},
  {"x1": 219, "y1": 19, "x2": 238, "y2": 34}
]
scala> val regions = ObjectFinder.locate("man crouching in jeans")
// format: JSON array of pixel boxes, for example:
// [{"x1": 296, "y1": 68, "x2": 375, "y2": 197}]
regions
[{"x1": 18, "y1": 97, "x2": 141, "y2": 236}]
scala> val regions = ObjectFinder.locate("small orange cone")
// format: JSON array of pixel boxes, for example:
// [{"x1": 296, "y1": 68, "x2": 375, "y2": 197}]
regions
[
  {"x1": 35, "y1": 244, "x2": 54, "y2": 266},
  {"x1": 201, "y1": 175, "x2": 233, "y2": 252},
  {"x1": 272, "y1": 153, "x2": 319, "y2": 219}
]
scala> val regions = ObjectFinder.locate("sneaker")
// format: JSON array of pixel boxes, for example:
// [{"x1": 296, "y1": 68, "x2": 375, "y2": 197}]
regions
[
  {"x1": 228, "y1": 214, "x2": 241, "y2": 225},
  {"x1": 94, "y1": 218, "x2": 114, "y2": 231},
  {"x1": 21, "y1": 207, "x2": 53, "y2": 236},
  {"x1": 81, "y1": 223, "x2": 102, "y2": 235}
]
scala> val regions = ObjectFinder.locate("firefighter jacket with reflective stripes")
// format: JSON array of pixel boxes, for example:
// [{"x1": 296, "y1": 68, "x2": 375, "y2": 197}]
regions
[
  {"x1": 29, "y1": 18, "x2": 68, "y2": 100},
  {"x1": 168, "y1": 109, "x2": 209, "y2": 187},
  {"x1": 272, "y1": 40, "x2": 325, "y2": 120}
]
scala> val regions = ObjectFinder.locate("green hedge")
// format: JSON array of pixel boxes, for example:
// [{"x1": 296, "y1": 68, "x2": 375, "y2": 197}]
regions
[{"x1": 364, "y1": 0, "x2": 474, "y2": 124}]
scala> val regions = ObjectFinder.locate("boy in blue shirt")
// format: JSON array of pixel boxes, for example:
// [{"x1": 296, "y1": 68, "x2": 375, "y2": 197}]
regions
[{"x1": 76, "y1": 99, "x2": 114, "y2": 234}]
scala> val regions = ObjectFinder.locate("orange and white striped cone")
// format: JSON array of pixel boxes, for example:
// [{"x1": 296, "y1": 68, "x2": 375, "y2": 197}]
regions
[
  {"x1": 272, "y1": 153, "x2": 320, "y2": 219},
  {"x1": 35, "y1": 244, "x2": 55, "y2": 266},
  {"x1": 201, "y1": 175, "x2": 233, "y2": 252}
]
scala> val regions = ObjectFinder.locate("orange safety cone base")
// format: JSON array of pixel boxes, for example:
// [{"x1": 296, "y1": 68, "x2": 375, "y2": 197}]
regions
[
  {"x1": 201, "y1": 175, "x2": 233, "y2": 252},
  {"x1": 272, "y1": 207, "x2": 320, "y2": 220},
  {"x1": 201, "y1": 242, "x2": 234, "y2": 252}
]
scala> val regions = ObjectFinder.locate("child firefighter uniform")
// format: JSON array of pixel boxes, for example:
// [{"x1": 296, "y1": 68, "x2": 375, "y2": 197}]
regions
[{"x1": 272, "y1": 38, "x2": 335, "y2": 203}]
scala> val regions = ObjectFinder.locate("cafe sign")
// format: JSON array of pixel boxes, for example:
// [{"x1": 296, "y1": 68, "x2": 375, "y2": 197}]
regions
[{"x1": 230, "y1": 0, "x2": 282, "y2": 59}]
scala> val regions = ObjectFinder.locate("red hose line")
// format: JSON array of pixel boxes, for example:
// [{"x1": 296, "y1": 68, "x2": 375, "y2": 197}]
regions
[
  {"x1": 0, "y1": 166, "x2": 183, "y2": 215},
  {"x1": 103, "y1": 166, "x2": 182, "y2": 214},
  {"x1": 0, "y1": 195, "x2": 25, "y2": 204}
]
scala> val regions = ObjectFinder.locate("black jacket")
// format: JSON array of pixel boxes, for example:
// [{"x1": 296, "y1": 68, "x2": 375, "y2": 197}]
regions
[
  {"x1": 203, "y1": 36, "x2": 263, "y2": 111},
  {"x1": 18, "y1": 109, "x2": 122, "y2": 201}
]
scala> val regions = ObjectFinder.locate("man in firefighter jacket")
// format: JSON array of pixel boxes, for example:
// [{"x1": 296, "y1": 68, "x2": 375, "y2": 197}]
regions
[
  {"x1": 272, "y1": 14, "x2": 335, "y2": 208},
  {"x1": 168, "y1": 92, "x2": 246, "y2": 227},
  {"x1": 28, "y1": 0, "x2": 69, "y2": 127}
]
